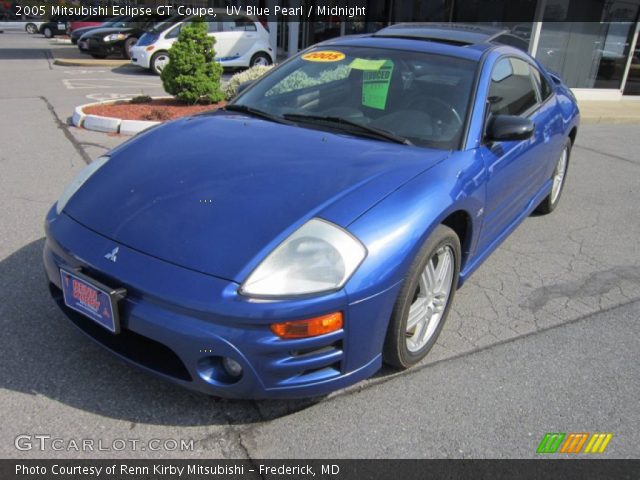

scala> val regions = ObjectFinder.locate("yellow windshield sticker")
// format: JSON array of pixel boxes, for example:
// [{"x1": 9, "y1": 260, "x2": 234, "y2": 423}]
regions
[
  {"x1": 349, "y1": 58, "x2": 387, "y2": 70},
  {"x1": 362, "y1": 60, "x2": 394, "y2": 110},
  {"x1": 301, "y1": 51, "x2": 346, "y2": 62}
]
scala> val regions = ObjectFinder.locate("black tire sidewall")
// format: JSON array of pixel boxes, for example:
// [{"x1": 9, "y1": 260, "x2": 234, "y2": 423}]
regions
[
  {"x1": 43, "y1": 27, "x2": 52, "y2": 38},
  {"x1": 384, "y1": 224, "x2": 461, "y2": 369},
  {"x1": 250, "y1": 52, "x2": 271, "y2": 67},
  {"x1": 123, "y1": 37, "x2": 137, "y2": 59}
]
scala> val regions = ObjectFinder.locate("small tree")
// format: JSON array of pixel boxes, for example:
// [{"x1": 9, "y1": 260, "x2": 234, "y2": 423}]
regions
[{"x1": 161, "y1": 18, "x2": 224, "y2": 104}]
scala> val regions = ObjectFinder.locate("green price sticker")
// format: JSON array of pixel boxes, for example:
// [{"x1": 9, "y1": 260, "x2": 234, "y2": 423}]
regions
[{"x1": 362, "y1": 60, "x2": 394, "y2": 110}]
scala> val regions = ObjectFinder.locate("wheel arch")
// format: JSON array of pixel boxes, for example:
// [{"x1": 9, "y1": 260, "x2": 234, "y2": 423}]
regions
[{"x1": 441, "y1": 209, "x2": 473, "y2": 271}]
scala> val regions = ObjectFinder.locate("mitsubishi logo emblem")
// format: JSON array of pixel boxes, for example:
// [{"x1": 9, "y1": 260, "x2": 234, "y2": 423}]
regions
[{"x1": 104, "y1": 246, "x2": 119, "y2": 263}]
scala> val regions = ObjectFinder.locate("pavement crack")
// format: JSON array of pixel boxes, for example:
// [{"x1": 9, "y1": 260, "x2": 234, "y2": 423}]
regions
[
  {"x1": 43, "y1": 49, "x2": 54, "y2": 70},
  {"x1": 325, "y1": 297, "x2": 640, "y2": 403},
  {"x1": 574, "y1": 144, "x2": 640, "y2": 167},
  {"x1": 38, "y1": 95, "x2": 91, "y2": 165}
]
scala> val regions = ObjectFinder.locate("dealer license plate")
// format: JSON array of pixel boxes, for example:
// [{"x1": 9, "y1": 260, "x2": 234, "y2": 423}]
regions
[{"x1": 60, "y1": 269, "x2": 124, "y2": 333}]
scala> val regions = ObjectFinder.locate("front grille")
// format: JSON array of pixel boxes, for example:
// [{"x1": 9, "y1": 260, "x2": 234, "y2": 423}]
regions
[{"x1": 50, "y1": 283, "x2": 191, "y2": 381}]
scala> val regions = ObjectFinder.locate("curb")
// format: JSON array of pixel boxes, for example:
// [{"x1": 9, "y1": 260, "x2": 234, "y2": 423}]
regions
[
  {"x1": 581, "y1": 117, "x2": 640, "y2": 125},
  {"x1": 53, "y1": 58, "x2": 132, "y2": 67},
  {"x1": 72, "y1": 98, "x2": 167, "y2": 135}
]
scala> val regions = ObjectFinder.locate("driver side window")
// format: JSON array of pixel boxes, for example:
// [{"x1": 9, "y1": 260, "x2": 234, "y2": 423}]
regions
[{"x1": 488, "y1": 57, "x2": 538, "y2": 116}]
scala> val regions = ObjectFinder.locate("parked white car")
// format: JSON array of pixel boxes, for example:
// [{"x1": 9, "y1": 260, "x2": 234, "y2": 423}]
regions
[
  {"x1": 130, "y1": 13, "x2": 274, "y2": 75},
  {"x1": 0, "y1": 20, "x2": 44, "y2": 34}
]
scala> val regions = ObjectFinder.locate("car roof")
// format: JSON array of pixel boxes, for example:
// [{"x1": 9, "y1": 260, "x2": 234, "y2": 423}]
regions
[
  {"x1": 320, "y1": 24, "x2": 529, "y2": 61},
  {"x1": 375, "y1": 23, "x2": 509, "y2": 45}
]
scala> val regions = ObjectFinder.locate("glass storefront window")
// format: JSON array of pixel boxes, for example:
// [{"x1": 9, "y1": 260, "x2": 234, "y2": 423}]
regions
[{"x1": 536, "y1": 0, "x2": 639, "y2": 89}]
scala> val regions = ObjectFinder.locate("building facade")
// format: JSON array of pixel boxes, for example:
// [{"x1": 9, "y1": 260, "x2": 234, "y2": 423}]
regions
[{"x1": 227, "y1": 0, "x2": 640, "y2": 100}]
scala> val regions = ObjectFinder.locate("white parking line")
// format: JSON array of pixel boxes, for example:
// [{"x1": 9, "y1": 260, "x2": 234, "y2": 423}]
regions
[
  {"x1": 63, "y1": 70, "x2": 107, "y2": 75},
  {"x1": 85, "y1": 93, "x2": 144, "y2": 102},
  {"x1": 63, "y1": 78, "x2": 160, "y2": 89}
]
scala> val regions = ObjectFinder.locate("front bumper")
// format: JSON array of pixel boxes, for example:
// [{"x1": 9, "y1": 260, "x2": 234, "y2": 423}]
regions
[
  {"x1": 79, "y1": 37, "x2": 124, "y2": 57},
  {"x1": 44, "y1": 209, "x2": 399, "y2": 399},
  {"x1": 130, "y1": 46, "x2": 152, "y2": 69}
]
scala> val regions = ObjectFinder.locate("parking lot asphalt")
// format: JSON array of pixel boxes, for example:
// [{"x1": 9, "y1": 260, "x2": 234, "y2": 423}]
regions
[{"x1": 1, "y1": 31, "x2": 639, "y2": 459}]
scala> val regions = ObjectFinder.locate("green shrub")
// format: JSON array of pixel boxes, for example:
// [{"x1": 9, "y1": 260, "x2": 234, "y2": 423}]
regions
[
  {"x1": 130, "y1": 95, "x2": 152, "y2": 104},
  {"x1": 224, "y1": 65, "x2": 274, "y2": 100},
  {"x1": 160, "y1": 18, "x2": 224, "y2": 104}
]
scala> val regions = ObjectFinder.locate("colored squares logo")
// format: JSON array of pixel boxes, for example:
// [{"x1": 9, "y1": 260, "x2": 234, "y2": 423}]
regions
[{"x1": 537, "y1": 433, "x2": 613, "y2": 454}]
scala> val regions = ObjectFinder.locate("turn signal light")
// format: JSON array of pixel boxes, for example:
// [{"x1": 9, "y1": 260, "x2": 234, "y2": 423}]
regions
[
  {"x1": 145, "y1": 46, "x2": 155, "y2": 51},
  {"x1": 271, "y1": 312, "x2": 343, "y2": 339}
]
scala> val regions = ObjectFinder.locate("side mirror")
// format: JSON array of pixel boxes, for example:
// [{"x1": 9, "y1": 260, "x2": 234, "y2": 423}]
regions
[
  {"x1": 486, "y1": 115, "x2": 535, "y2": 142},
  {"x1": 235, "y1": 81, "x2": 253, "y2": 97}
]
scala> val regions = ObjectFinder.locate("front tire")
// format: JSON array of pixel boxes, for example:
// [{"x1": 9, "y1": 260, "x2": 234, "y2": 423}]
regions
[
  {"x1": 535, "y1": 137, "x2": 572, "y2": 214},
  {"x1": 383, "y1": 225, "x2": 460, "y2": 369},
  {"x1": 151, "y1": 51, "x2": 169, "y2": 75},
  {"x1": 43, "y1": 27, "x2": 53, "y2": 38}
]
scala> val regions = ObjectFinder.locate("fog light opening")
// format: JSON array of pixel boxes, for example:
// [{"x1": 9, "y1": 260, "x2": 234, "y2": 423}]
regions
[
  {"x1": 197, "y1": 356, "x2": 244, "y2": 385},
  {"x1": 222, "y1": 357, "x2": 243, "y2": 378}
]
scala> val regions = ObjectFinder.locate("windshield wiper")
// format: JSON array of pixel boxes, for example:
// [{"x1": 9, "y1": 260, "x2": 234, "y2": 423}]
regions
[
  {"x1": 282, "y1": 113, "x2": 412, "y2": 146},
  {"x1": 223, "y1": 104, "x2": 292, "y2": 125}
]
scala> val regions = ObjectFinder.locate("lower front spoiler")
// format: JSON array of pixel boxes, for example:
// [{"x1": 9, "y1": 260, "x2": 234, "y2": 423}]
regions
[{"x1": 48, "y1": 283, "x2": 382, "y2": 400}]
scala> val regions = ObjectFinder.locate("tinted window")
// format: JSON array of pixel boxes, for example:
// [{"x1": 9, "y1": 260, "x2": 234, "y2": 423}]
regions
[
  {"x1": 220, "y1": 16, "x2": 257, "y2": 32},
  {"x1": 488, "y1": 58, "x2": 538, "y2": 116},
  {"x1": 166, "y1": 23, "x2": 185, "y2": 38},
  {"x1": 529, "y1": 66, "x2": 553, "y2": 101}
]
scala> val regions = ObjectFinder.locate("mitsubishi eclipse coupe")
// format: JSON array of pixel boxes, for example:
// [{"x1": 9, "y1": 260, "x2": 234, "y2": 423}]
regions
[{"x1": 44, "y1": 24, "x2": 579, "y2": 399}]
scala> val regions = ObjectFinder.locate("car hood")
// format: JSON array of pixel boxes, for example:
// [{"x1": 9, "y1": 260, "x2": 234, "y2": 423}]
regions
[
  {"x1": 83, "y1": 27, "x2": 135, "y2": 38},
  {"x1": 72, "y1": 25, "x2": 102, "y2": 37},
  {"x1": 64, "y1": 113, "x2": 448, "y2": 282}
]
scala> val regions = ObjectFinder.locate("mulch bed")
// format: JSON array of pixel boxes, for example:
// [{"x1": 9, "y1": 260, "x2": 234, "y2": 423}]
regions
[{"x1": 83, "y1": 98, "x2": 226, "y2": 122}]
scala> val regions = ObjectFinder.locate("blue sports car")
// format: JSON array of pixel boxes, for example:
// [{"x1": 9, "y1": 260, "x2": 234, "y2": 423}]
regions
[{"x1": 44, "y1": 24, "x2": 579, "y2": 399}]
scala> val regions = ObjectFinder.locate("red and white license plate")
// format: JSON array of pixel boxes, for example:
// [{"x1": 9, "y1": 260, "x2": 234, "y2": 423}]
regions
[{"x1": 60, "y1": 269, "x2": 124, "y2": 333}]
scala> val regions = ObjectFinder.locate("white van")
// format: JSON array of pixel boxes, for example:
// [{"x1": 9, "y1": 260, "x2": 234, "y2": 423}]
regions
[{"x1": 130, "y1": 13, "x2": 274, "y2": 75}]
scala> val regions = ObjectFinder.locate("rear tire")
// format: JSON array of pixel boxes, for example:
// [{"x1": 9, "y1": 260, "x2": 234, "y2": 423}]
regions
[
  {"x1": 249, "y1": 52, "x2": 272, "y2": 67},
  {"x1": 383, "y1": 225, "x2": 460, "y2": 369},
  {"x1": 43, "y1": 27, "x2": 53, "y2": 38},
  {"x1": 535, "y1": 137, "x2": 572, "y2": 214},
  {"x1": 25, "y1": 23, "x2": 37, "y2": 34}
]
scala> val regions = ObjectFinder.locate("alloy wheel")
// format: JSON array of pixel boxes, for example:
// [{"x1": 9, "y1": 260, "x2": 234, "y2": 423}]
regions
[
  {"x1": 551, "y1": 146, "x2": 568, "y2": 204},
  {"x1": 405, "y1": 245, "x2": 454, "y2": 352}
]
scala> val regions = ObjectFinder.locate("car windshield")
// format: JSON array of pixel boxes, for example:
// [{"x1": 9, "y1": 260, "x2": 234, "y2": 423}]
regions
[
  {"x1": 148, "y1": 14, "x2": 185, "y2": 34},
  {"x1": 100, "y1": 16, "x2": 130, "y2": 28},
  {"x1": 233, "y1": 46, "x2": 477, "y2": 149}
]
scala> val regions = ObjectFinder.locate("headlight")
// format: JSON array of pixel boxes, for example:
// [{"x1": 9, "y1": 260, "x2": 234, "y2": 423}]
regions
[
  {"x1": 240, "y1": 219, "x2": 366, "y2": 298},
  {"x1": 56, "y1": 156, "x2": 109, "y2": 214},
  {"x1": 104, "y1": 33, "x2": 126, "y2": 42}
]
